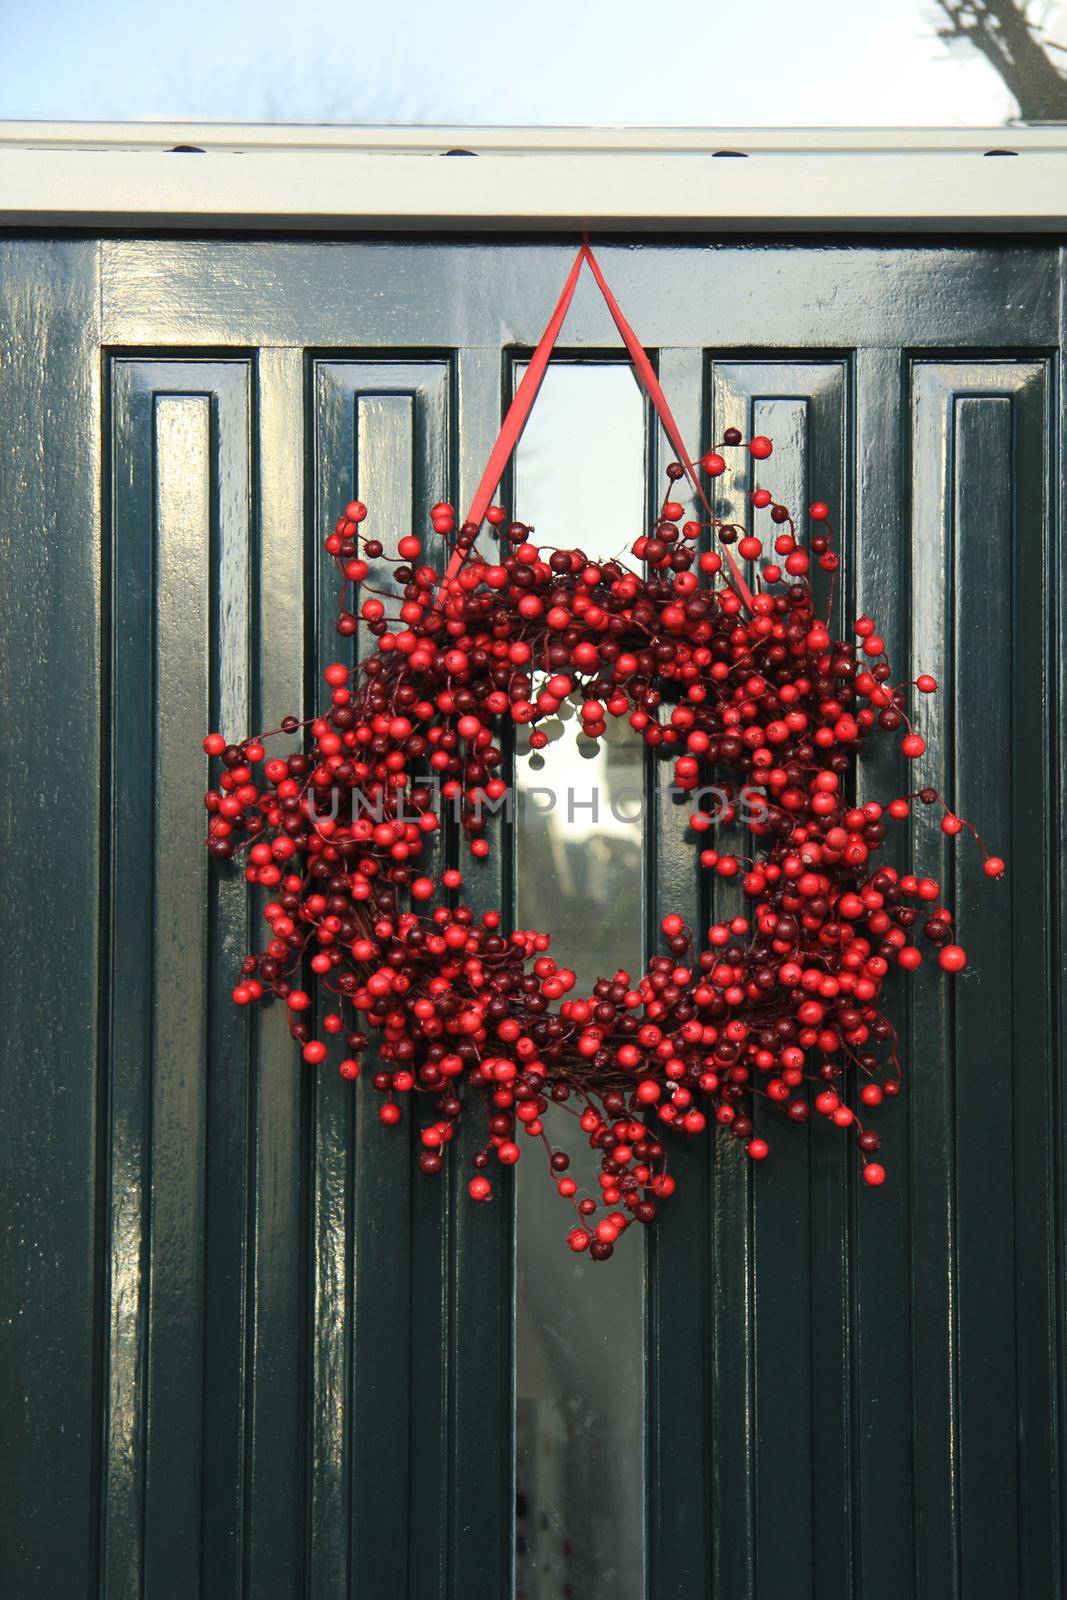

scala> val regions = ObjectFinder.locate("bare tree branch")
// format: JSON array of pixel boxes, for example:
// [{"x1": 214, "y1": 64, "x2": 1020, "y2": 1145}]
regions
[{"x1": 935, "y1": 0, "x2": 1067, "y2": 121}]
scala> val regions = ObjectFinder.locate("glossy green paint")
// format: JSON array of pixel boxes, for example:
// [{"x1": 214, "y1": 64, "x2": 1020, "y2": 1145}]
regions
[{"x1": 0, "y1": 236, "x2": 1063, "y2": 1599}]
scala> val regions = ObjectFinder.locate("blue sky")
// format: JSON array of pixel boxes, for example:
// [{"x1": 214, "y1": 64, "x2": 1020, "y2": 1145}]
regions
[{"x1": 2, "y1": 0, "x2": 1062, "y2": 125}]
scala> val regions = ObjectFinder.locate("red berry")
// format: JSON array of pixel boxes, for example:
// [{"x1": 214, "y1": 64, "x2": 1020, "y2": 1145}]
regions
[
  {"x1": 701, "y1": 451, "x2": 726, "y2": 476},
  {"x1": 938, "y1": 944, "x2": 967, "y2": 973},
  {"x1": 808, "y1": 501, "x2": 829, "y2": 521},
  {"x1": 203, "y1": 733, "x2": 226, "y2": 756},
  {"x1": 344, "y1": 500, "x2": 368, "y2": 522},
  {"x1": 863, "y1": 1163, "x2": 886, "y2": 1187},
  {"x1": 983, "y1": 857, "x2": 1005, "y2": 878},
  {"x1": 469, "y1": 1177, "x2": 492, "y2": 1201},
  {"x1": 748, "y1": 436, "x2": 773, "y2": 460},
  {"x1": 901, "y1": 734, "x2": 926, "y2": 759}
]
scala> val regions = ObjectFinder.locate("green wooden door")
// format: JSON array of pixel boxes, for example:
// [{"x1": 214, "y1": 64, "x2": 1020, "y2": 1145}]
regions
[{"x1": 1, "y1": 237, "x2": 1062, "y2": 1600}]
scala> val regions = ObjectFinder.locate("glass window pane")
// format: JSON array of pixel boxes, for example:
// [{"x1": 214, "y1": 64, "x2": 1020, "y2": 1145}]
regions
[
  {"x1": 4, "y1": 0, "x2": 1067, "y2": 127},
  {"x1": 513, "y1": 364, "x2": 647, "y2": 1600}
]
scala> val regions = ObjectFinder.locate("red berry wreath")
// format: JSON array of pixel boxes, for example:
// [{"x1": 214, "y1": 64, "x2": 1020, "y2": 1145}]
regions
[{"x1": 202, "y1": 248, "x2": 1002, "y2": 1260}]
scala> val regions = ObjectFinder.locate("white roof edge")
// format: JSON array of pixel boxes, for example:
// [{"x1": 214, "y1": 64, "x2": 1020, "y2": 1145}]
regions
[
  {"x1": 1, "y1": 121, "x2": 1066, "y2": 152},
  {"x1": 1, "y1": 123, "x2": 1066, "y2": 230}
]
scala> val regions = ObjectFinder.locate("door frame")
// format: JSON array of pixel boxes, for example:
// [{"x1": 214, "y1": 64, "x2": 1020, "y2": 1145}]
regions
[{"x1": 2, "y1": 121, "x2": 1067, "y2": 230}]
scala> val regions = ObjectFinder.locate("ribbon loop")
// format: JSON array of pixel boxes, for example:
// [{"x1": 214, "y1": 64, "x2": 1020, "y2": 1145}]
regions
[{"x1": 445, "y1": 243, "x2": 754, "y2": 611}]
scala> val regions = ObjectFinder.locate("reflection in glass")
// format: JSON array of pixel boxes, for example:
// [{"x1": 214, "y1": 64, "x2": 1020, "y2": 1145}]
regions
[{"x1": 513, "y1": 364, "x2": 646, "y2": 1600}]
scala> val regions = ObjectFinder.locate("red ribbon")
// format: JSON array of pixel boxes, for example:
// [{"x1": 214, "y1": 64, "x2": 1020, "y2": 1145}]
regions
[{"x1": 443, "y1": 243, "x2": 754, "y2": 611}]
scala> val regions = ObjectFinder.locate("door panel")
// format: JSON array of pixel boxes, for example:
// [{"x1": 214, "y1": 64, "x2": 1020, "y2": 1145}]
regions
[
  {"x1": 1, "y1": 238, "x2": 1063, "y2": 1600},
  {"x1": 907, "y1": 359, "x2": 1055, "y2": 1600},
  {"x1": 108, "y1": 359, "x2": 260, "y2": 1598},
  {"x1": 0, "y1": 238, "x2": 102, "y2": 1600},
  {"x1": 308, "y1": 359, "x2": 455, "y2": 1600},
  {"x1": 714, "y1": 359, "x2": 852, "y2": 1600}
]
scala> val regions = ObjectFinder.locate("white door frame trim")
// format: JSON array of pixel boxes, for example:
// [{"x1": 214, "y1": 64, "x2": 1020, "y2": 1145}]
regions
[{"x1": 2, "y1": 122, "x2": 1066, "y2": 231}]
